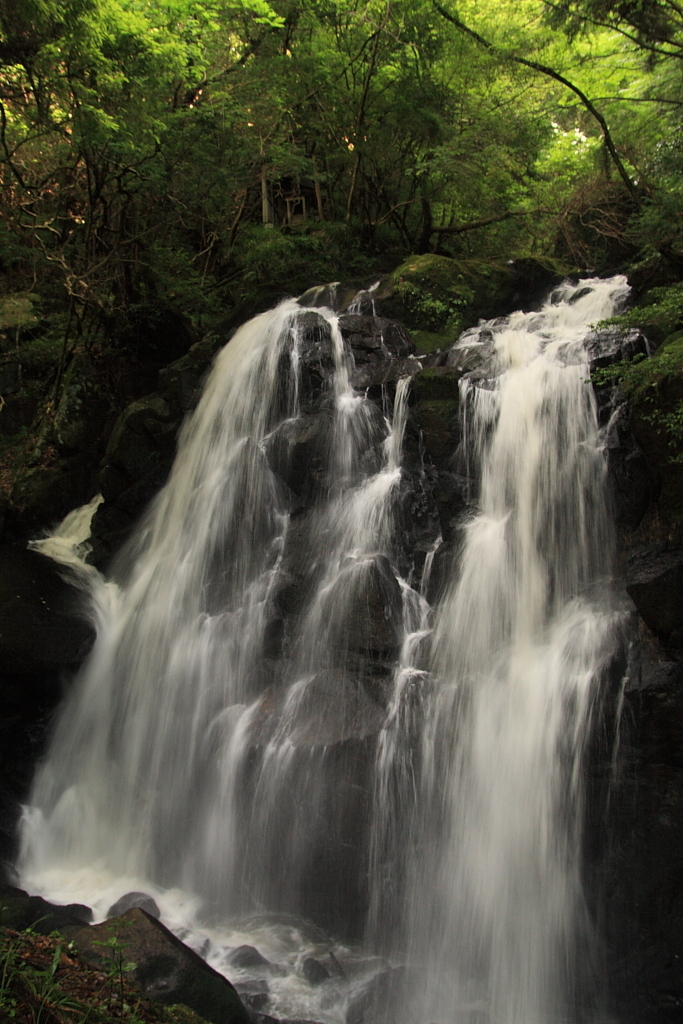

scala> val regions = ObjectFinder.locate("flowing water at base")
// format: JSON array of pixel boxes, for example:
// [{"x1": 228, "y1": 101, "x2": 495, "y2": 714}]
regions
[{"x1": 18, "y1": 278, "x2": 631, "y2": 1024}]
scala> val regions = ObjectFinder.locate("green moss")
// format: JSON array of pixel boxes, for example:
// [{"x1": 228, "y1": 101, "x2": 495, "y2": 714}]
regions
[
  {"x1": 386, "y1": 253, "x2": 572, "y2": 336},
  {"x1": 412, "y1": 368, "x2": 462, "y2": 402},
  {"x1": 409, "y1": 329, "x2": 452, "y2": 354},
  {"x1": 593, "y1": 332, "x2": 683, "y2": 529},
  {"x1": 597, "y1": 283, "x2": 683, "y2": 347},
  {"x1": 414, "y1": 397, "x2": 460, "y2": 464},
  {"x1": 388, "y1": 255, "x2": 476, "y2": 332}
]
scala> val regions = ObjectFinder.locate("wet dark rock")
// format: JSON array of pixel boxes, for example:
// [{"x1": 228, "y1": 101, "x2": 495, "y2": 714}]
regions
[
  {"x1": 338, "y1": 314, "x2": 414, "y2": 387},
  {"x1": 264, "y1": 413, "x2": 333, "y2": 501},
  {"x1": 298, "y1": 282, "x2": 357, "y2": 311},
  {"x1": 584, "y1": 326, "x2": 648, "y2": 371},
  {"x1": 339, "y1": 315, "x2": 413, "y2": 359},
  {"x1": 102, "y1": 395, "x2": 177, "y2": 484},
  {"x1": 107, "y1": 891, "x2": 161, "y2": 920},
  {"x1": 251, "y1": 672, "x2": 386, "y2": 748},
  {"x1": 157, "y1": 333, "x2": 220, "y2": 413},
  {"x1": 0, "y1": 546, "x2": 94, "y2": 676},
  {"x1": 12, "y1": 455, "x2": 94, "y2": 529},
  {"x1": 0, "y1": 883, "x2": 93, "y2": 932},
  {"x1": 331, "y1": 555, "x2": 403, "y2": 658},
  {"x1": 601, "y1": 400, "x2": 657, "y2": 532},
  {"x1": 228, "y1": 945, "x2": 273, "y2": 970},
  {"x1": 67, "y1": 908, "x2": 249, "y2": 1024},
  {"x1": 302, "y1": 957, "x2": 330, "y2": 985},
  {"x1": 345, "y1": 967, "x2": 412, "y2": 1024},
  {"x1": 626, "y1": 549, "x2": 683, "y2": 646},
  {"x1": 445, "y1": 333, "x2": 495, "y2": 376},
  {"x1": 294, "y1": 312, "x2": 336, "y2": 411},
  {"x1": 238, "y1": 989, "x2": 270, "y2": 1012}
]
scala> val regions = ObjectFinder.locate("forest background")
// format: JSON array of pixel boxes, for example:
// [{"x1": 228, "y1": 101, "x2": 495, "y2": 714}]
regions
[{"x1": 0, "y1": 0, "x2": 682, "y2": 517}]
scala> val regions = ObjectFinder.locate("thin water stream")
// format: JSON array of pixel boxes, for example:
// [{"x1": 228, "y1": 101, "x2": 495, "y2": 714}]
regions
[{"x1": 18, "y1": 278, "x2": 630, "y2": 1024}]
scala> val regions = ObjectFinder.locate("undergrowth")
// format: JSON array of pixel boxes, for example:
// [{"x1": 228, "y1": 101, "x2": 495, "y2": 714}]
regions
[
  {"x1": 592, "y1": 337, "x2": 683, "y2": 463},
  {"x1": 0, "y1": 926, "x2": 204, "y2": 1024}
]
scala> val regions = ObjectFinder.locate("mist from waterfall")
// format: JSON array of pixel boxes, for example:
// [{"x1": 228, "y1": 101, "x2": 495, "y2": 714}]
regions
[{"x1": 19, "y1": 277, "x2": 630, "y2": 1024}]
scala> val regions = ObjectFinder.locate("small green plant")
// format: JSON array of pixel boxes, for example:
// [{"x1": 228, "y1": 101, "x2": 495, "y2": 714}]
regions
[
  {"x1": 0, "y1": 928, "x2": 84, "y2": 1023},
  {"x1": 396, "y1": 280, "x2": 468, "y2": 332},
  {"x1": 93, "y1": 931, "x2": 140, "y2": 1020},
  {"x1": 597, "y1": 283, "x2": 683, "y2": 345},
  {"x1": 0, "y1": 924, "x2": 173, "y2": 1024},
  {"x1": 592, "y1": 342, "x2": 683, "y2": 463}
]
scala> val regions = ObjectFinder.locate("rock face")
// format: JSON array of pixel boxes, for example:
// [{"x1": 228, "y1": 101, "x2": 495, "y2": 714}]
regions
[
  {"x1": 0, "y1": 546, "x2": 95, "y2": 873},
  {"x1": 0, "y1": 882, "x2": 93, "y2": 932},
  {"x1": 590, "y1": 333, "x2": 683, "y2": 1020},
  {"x1": 67, "y1": 908, "x2": 249, "y2": 1024}
]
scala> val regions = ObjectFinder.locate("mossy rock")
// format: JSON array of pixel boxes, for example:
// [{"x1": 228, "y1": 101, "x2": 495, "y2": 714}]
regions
[
  {"x1": 409, "y1": 328, "x2": 454, "y2": 354},
  {"x1": 376, "y1": 253, "x2": 570, "y2": 336},
  {"x1": 411, "y1": 367, "x2": 462, "y2": 403},
  {"x1": 625, "y1": 334, "x2": 683, "y2": 533}
]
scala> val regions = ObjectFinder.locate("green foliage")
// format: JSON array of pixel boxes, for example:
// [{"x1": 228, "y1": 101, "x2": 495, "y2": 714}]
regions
[
  {"x1": 0, "y1": 0, "x2": 681, "y2": 389},
  {"x1": 235, "y1": 223, "x2": 375, "y2": 295},
  {"x1": 0, "y1": 924, "x2": 210, "y2": 1024},
  {"x1": 395, "y1": 281, "x2": 467, "y2": 332},
  {"x1": 592, "y1": 332, "x2": 683, "y2": 463},
  {"x1": 598, "y1": 283, "x2": 683, "y2": 343}
]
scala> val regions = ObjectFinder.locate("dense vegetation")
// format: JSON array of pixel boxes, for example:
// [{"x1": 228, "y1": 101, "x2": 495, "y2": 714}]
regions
[
  {"x1": 0, "y1": 924, "x2": 205, "y2": 1024},
  {"x1": 0, "y1": 0, "x2": 682, "y2": 513}
]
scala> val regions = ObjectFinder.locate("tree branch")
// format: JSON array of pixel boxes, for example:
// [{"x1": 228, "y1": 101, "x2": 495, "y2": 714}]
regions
[
  {"x1": 431, "y1": 209, "x2": 547, "y2": 236},
  {"x1": 432, "y1": 1, "x2": 641, "y2": 202}
]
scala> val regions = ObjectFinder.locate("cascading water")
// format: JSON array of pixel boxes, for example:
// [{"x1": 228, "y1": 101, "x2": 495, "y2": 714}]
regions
[
  {"x1": 368, "y1": 277, "x2": 629, "y2": 1024},
  {"x1": 19, "y1": 276, "x2": 630, "y2": 1024}
]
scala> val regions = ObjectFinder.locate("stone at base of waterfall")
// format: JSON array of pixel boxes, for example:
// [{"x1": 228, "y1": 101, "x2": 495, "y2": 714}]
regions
[
  {"x1": 302, "y1": 956, "x2": 330, "y2": 985},
  {"x1": 345, "y1": 967, "x2": 412, "y2": 1024},
  {"x1": 106, "y1": 890, "x2": 161, "y2": 919},
  {"x1": 65, "y1": 908, "x2": 250, "y2": 1024},
  {"x1": 234, "y1": 977, "x2": 270, "y2": 1013},
  {"x1": 626, "y1": 548, "x2": 683, "y2": 645},
  {"x1": 0, "y1": 546, "x2": 95, "y2": 678},
  {"x1": 228, "y1": 945, "x2": 274, "y2": 970},
  {"x1": 0, "y1": 883, "x2": 92, "y2": 933}
]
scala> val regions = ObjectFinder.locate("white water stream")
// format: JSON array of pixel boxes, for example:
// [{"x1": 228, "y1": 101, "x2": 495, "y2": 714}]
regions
[{"x1": 18, "y1": 278, "x2": 629, "y2": 1024}]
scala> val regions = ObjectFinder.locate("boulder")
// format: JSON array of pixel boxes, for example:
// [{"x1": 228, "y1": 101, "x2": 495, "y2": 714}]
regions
[
  {"x1": 107, "y1": 891, "x2": 161, "y2": 920},
  {"x1": 302, "y1": 957, "x2": 330, "y2": 986},
  {"x1": 227, "y1": 945, "x2": 273, "y2": 970},
  {"x1": 0, "y1": 545, "x2": 94, "y2": 677},
  {"x1": 338, "y1": 314, "x2": 415, "y2": 387},
  {"x1": 264, "y1": 412, "x2": 333, "y2": 501},
  {"x1": 584, "y1": 326, "x2": 648, "y2": 371},
  {"x1": 0, "y1": 883, "x2": 92, "y2": 932},
  {"x1": 66, "y1": 908, "x2": 250, "y2": 1024},
  {"x1": 250, "y1": 671, "x2": 386, "y2": 748},
  {"x1": 626, "y1": 548, "x2": 683, "y2": 645},
  {"x1": 601, "y1": 399, "x2": 657, "y2": 533},
  {"x1": 345, "y1": 967, "x2": 412, "y2": 1024},
  {"x1": 292, "y1": 311, "x2": 336, "y2": 411},
  {"x1": 323, "y1": 555, "x2": 404, "y2": 666}
]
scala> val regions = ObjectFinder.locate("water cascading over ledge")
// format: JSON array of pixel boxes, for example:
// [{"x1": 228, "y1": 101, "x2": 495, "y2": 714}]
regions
[{"x1": 19, "y1": 277, "x2": 634, "y2": 1024}]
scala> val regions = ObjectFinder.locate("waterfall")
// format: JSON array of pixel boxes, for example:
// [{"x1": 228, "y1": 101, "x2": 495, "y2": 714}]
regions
[
  {"x1": 19, "y1": 277, "x2": 630, "y2": 1024},
  {"x1": 368, "y1": 277, "x2": 629, "y2": 1024}
]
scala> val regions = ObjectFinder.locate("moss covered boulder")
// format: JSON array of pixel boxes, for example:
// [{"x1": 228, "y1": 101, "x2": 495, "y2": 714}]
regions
[
  {"x1": 622, "y1": 331, "x2": 683, "y2": 539},
  {"x1": 373, "y1": 253, "x2": 569, "y2": 353}
]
